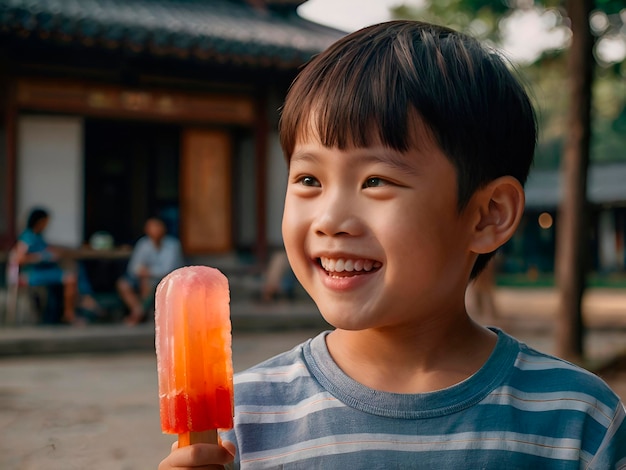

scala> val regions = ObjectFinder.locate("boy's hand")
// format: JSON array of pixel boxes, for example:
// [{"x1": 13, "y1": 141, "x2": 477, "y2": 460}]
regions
[{"x1": 158, "y1": 441, "x2": 235, "y2": 470}]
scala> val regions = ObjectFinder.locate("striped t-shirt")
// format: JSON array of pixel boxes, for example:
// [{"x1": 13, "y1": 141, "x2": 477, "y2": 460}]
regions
[{"x1": 221, "y1": 329, "x2": 626, "y2": 469}]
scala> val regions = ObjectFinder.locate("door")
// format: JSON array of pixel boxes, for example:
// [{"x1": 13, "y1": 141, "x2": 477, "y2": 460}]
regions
[{"x1": 180, "y1": 129, "x2": 232, "y2": 253}]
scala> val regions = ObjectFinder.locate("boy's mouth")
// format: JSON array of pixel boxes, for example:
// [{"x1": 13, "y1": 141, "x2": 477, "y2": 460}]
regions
[{"x1": 318, "y1": 257, "x2": 382, "y2": 277}]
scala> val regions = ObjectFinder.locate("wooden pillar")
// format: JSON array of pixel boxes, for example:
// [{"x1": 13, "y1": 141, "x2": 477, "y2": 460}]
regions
[{"x1": 2, "y1": 79, "x2": 17, "y2": 250}]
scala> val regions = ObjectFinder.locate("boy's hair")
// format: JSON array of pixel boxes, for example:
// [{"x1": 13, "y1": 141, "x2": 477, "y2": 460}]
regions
[{"x1": 279, "y1": 20, "x2": 537, "y2": 279}]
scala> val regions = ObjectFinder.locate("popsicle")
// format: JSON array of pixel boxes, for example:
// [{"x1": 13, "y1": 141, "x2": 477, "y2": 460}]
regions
[{"x1": 155, "y1": 266, "x2": 234, "y2": 447}]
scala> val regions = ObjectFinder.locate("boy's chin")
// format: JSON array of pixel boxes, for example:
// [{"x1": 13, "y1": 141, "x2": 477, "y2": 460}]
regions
[{"x1": 316, "y1": 306, "x2": 380, "y2": 331}]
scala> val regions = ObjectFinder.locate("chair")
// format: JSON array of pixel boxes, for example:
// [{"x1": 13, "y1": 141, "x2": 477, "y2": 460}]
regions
[
  {"x1": 3, "y1": 249, "x2": 49, "y2": 325},
  {"x1": 4, "y1": 249, "x2": 20, "y2": 324}
]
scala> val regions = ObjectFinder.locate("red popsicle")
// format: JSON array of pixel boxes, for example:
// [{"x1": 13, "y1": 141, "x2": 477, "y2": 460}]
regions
[{"x1": 155, "y1": 266, "x2": 234, "y2": 447}]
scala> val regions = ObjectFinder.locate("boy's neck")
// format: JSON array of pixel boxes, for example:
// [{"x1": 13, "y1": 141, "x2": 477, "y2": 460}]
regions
[{"x1": 325, "y1": 317, "x2": 497, "y2": 394}]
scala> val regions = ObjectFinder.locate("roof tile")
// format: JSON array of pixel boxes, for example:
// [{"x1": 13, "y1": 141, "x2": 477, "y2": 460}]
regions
[{"x1": 0, "y1": 0, "x2": 346, "y2": 67}]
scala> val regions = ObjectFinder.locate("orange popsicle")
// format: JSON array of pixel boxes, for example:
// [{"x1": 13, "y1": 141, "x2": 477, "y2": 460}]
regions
[{"x1": 155, "y1": 266, "x2": 234, "y2": 447}]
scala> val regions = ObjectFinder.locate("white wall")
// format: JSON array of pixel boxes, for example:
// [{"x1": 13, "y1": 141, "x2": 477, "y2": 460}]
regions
[{"x1": 17, "y1": 115, "x2": 84, "y2": 246}]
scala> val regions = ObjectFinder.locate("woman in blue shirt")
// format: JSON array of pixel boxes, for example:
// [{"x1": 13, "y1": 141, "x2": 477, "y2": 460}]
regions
[{"x1": 14, "y1": 207, "x2": 80, "y2": 324}]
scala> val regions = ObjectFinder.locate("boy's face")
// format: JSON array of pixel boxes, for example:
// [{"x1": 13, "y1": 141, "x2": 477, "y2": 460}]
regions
[{"x1": 282, "y1": 130, "x2": 478, "y2": 331}]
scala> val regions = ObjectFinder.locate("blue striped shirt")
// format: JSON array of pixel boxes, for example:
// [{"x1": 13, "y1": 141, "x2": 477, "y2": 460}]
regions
[{"x1": 221, "y1": 329, "x2": 626, "y2": 469}]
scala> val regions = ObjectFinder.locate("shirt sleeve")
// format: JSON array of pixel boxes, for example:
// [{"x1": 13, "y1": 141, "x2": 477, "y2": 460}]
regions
[
  {"x1": 19, "y1": 230, "x2": 40, "y2": 253},
  {"x1": 18, "y1": 230, "x2": 50, "y2": 257},
  {"x1": 587, "y1": 401, "x2": 626, "y2": 468}
]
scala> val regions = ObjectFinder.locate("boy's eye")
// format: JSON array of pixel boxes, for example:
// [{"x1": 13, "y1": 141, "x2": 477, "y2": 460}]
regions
[
  {"x1": 299, "y1": 176, "x2": 320, "y2": 187},
  {"x1": 363, "y1": 177, "x2": 386, "y2": 188}
]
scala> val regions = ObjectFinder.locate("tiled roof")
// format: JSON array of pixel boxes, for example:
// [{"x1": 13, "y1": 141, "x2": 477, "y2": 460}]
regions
[
  {"x1": 525, "y1": 163, "x2": 626, "y2": 208},
  {"x1": 0, "y1": 0, "x2": 346, "y2": 68}
]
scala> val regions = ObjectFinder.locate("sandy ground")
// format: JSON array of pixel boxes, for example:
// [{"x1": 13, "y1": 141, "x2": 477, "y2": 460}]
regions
[
  {"x1": 1, "y1": 286, "x2": 626, "y2": 469},
  {"x1": 0, "y1": 330, "x2": 322, "y2": 470}
]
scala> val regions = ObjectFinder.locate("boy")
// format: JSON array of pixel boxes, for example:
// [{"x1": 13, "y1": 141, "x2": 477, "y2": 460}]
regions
[{"x1": 159, "y1": 20, "x2": 626, "y2": 468}]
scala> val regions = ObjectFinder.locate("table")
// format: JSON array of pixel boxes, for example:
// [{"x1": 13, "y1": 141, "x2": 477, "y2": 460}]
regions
[{"x1": 59, "y1": 246, "x2": 133, "y2": 261}]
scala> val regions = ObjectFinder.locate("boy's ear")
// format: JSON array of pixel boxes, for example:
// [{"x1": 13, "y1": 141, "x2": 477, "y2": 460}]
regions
[{"x1": 469, "y1": 176, "x2": 525, "y2": 254}]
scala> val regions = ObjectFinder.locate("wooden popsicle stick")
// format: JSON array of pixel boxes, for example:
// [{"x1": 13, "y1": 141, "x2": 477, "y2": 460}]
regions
[{"x1": 178, "y1": 429, "x2": 217, "y2": 447}]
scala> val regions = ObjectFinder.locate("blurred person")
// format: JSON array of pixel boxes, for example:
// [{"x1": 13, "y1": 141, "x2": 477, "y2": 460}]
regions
[
  {"x1": 261, "y1": 249, "x2": 297, "y2": 302},
  {"x1": 13, "y1": 207, "x2": 95, "y2": 325},
  {"x1": 116, "y1": 216, "x2": 183, "y2": 325}
]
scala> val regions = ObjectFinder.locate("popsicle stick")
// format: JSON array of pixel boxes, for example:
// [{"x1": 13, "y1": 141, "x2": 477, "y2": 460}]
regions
[{"x1": 178, "y1": 429, "x2": 217, "y2": 447}]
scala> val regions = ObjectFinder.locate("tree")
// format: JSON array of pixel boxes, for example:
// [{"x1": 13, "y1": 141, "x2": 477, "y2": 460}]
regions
[
  {"x1": 392, "y1": 0, "x2": 626, "y2": 360},
  {"x1": 554, "y1": 0, "x2": 594, "y2": 361}
]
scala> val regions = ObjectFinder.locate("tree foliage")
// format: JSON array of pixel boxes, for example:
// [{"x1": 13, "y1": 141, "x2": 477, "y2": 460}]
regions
[
  {"x1": 392, "y1": 0, "x2": 626, "y2": 167},
  {"x1": 392, "y1": 0, "x2": 625, "y2": 68}
]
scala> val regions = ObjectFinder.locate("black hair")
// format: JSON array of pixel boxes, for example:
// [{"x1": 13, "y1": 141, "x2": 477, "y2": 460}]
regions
[
  {"x1": 26, "y1": 207, "x2": 49, "y2": 230},
  {"x1": 279, "y1": 20, "x2": 537, "y2": 278}
]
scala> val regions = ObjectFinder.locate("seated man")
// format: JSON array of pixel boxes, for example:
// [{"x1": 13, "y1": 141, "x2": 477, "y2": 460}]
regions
[{"x1": 117, "y1": 216, "x2": 183, "y2": 325}]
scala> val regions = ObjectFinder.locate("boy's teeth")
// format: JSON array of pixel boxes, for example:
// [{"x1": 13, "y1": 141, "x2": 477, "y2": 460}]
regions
[{"x1": 320, "y1": 257, "x2": 381, "y2": 273}]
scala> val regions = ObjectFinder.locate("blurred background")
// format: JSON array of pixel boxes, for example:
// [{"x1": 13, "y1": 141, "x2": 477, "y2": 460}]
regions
[
  {"x1": 0, "y1": 1, "x2": 625, "y2": 468},
  {"x1": 0, "y1": 0, "x2": 623, "y2": 351},
  {"x1": 0, "y1": 0, "x2": 623, "y2": 343}
]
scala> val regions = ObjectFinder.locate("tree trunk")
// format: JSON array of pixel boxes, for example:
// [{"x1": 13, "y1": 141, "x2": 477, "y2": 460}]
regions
[{"x1": 554, "y1": 0, "x2": 595, "y2": 361}]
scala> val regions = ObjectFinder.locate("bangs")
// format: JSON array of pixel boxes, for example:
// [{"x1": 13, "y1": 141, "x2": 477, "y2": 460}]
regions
[{"x1": 280, "y1": 26, "x2": 419, "y2": 157}]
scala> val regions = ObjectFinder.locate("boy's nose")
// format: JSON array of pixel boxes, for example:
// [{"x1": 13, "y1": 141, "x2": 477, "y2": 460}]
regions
[{"x1": 312, "y1": 194, "x2": 361, "y2": 237}]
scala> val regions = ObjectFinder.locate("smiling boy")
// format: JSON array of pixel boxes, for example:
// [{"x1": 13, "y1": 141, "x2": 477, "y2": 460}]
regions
[{"x1": 159, "y1": 20, "x2": 626, "y2": 469}]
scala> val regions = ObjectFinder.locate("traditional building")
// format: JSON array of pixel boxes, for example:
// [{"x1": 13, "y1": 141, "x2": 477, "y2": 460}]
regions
[
  {"x1": 502, "y1": 163, "x2": 626, "y2": 277},
  {"x1": 0, "y1": 0, "x2": 344, "y2": 267}
]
